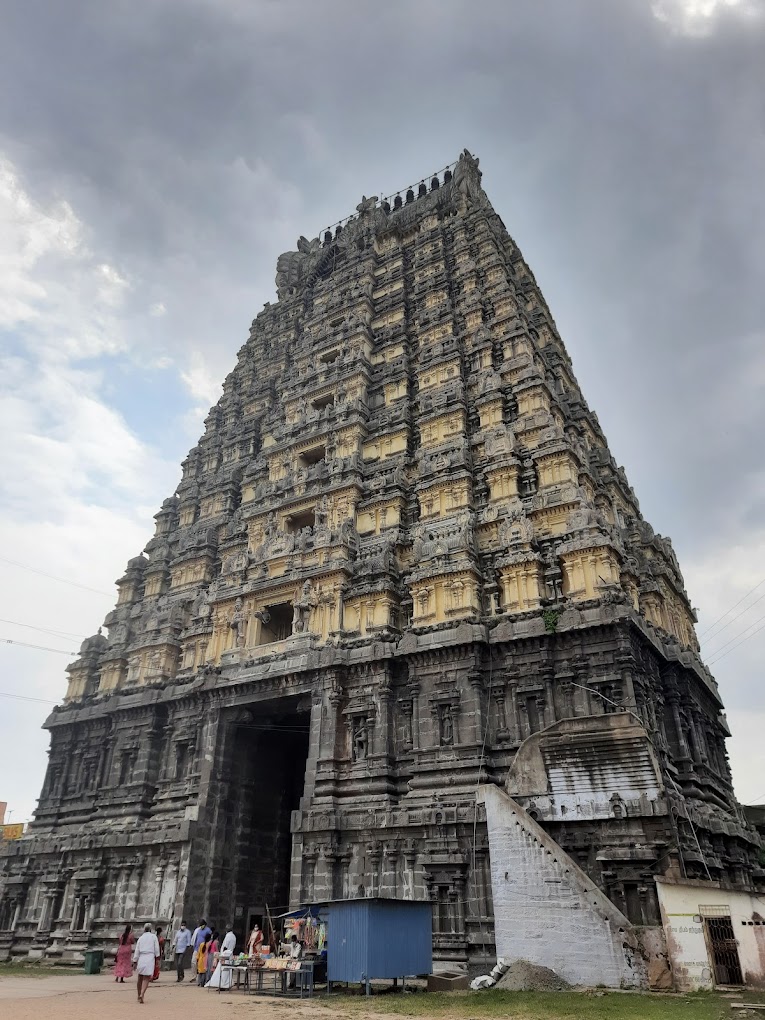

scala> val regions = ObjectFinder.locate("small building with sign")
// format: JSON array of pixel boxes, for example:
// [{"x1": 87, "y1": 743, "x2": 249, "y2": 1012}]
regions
[{"x1": 657, "y1": 879, "x2": 765, "y2": 990}]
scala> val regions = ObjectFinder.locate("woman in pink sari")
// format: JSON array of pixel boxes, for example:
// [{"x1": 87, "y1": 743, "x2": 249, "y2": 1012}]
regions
[{"x1": 114, "y1": 924, "x2": 134, "y2": 982}]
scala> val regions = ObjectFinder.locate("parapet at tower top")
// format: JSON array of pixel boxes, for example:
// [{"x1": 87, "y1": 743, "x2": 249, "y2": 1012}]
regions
[{"x1": 274, "y1": 149, "x2": 484, "y2": 303}]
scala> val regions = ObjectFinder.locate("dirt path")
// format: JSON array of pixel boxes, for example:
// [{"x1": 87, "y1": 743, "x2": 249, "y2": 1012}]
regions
[{"x1": 0, "y1": 972, "x2": 349, "y2": 1020}]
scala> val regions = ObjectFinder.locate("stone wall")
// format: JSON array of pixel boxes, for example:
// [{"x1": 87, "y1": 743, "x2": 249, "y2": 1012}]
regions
[{"x1": 481, "y1": 784, "x2": 648, "y2": 988}]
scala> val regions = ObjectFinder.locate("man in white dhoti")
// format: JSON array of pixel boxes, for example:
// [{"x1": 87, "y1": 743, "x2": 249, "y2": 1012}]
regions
[
  {"x1": 132, "y1": 923, "x2": 160, "y2": 1003},
  {"x1": 205, "y1": 924, "x2": 237, "y2": 989}
]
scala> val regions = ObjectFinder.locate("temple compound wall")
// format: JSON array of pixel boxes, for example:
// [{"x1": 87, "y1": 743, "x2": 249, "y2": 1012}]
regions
[{"x1": 1, "y1": 151, "x2": 761, "y2": 980}]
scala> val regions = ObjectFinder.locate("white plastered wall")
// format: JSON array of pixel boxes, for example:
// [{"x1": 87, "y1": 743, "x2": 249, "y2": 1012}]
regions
[{"x1": 656, "y1": 879, "x2": 765, "y2": 991}]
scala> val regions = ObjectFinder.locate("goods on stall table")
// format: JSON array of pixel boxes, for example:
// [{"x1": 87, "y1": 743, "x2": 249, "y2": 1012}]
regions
[{"x1": 283, "y1": 915, "x2": 326, "y2": 951}]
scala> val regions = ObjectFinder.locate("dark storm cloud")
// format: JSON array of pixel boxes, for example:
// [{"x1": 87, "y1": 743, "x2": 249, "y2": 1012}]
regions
[{"x1": 1, "y1": 0, "x2": 764, "y2": 561}]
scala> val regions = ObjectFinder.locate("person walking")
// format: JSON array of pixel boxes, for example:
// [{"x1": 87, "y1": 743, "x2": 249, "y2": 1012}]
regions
[
  {"x1": 220, "y1": 924, "x2": 236, "y2": 956},
  {"x1": 196, "y1": 934, "x2": 211, "y2": 987},
  {"x1": 152, "y1": 925, "x2": 166, "y2": 981},
  {"x1": 172, "y1": 921, "x2": 193, "y2": 982},
  {"x1": 132, "y1": 923, "x2": 160, "y2": 1004},
  {"x1": 113, "y1": 924, "x2": 133, "y2": 983},
  {"x1": 205, "y1": 930, "x2": 219, "y2": 985},
  {"x1": 206, "y1": 924, "x2": 237, "y2": 990},
  {"x1": 189, "y1": 918, "x2": 211, "y2": 982}
]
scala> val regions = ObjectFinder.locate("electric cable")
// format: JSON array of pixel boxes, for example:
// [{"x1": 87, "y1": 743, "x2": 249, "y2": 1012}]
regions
[
  {"x1": 700, "y1": 589, "x2": 765, "y2": 649},
  {"x1": 706, "y1": 611, "x2": 765, "y2": 664},
  {"x1": 707, "y1": 616, "x2": 765, "y2": 667},
  {"x1": 0, "y1": 618, "x2": 86, "y2": 640},
  {"x1": 0, "y1": 691, "x2": 57, "y2": 705},
  {"x1": 0, "y1": 637, "x2": 77, "y2": 655},
  {"x1": 697, "y1": 577, "x2": 765, "y2": 640},
  {"x1": 0, "y1": 556, "x2": 112, "y2": 596}
]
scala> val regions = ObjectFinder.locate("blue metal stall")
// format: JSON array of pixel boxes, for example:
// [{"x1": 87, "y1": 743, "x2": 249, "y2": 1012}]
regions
[{"x1": 326, "y1": 898, "x2": 432, "y2": 989}]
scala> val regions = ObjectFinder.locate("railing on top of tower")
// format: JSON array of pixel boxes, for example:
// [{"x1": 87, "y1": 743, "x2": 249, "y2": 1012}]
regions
[{"x1": 317, "y1": 158, "x2": 460, "y2": 245}]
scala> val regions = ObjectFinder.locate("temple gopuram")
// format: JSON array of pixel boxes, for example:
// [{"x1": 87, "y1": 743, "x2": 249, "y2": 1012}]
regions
[{"x1": 1, "y1": 150, "x2": 761, "y2": 971}]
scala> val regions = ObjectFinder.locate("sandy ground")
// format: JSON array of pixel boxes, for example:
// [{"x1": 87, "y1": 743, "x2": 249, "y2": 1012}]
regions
[{"x1": 0, "y1": 971, "x2": 344, "y2": 1020}]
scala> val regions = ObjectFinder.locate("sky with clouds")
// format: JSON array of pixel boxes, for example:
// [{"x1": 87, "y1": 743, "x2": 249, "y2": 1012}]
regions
[{"x1": 1, "y1": 0, "x2": 764, "y2": 824}]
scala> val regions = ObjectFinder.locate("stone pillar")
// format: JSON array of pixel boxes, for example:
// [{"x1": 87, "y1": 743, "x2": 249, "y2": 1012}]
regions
[
  {"x1": 669, "y1": 699, "x2": 691, "y2": 762},
  {"x1": 542, "y1": 666, "x2": 556, "y2": 725},
  {"x1": 401, "y1": 698, "x2": 414, "y2": 751},
  {"x1": 450, "y1": 880, "x2": 466, "y2": 935},
  {"x1": 375, "y1": 673, "x2": 393, "y2": 760},
  {"x1": 381, "y1": 843, "x2": 398, "y2": 898},
  {"x1": 125, "y1": 862, "x2": 145, "y2": 919},
  {"x1": 506, "y1": 674, "x2": 520, "y2": 738},
  {"x1": 616, "y1": 654, "x2": 637, "y2": 712},
  {"x1": 11, "y1": 897, "x2": 23, "y2": 931},
  {"x1": 301, "y1": 691, "x2": 324, "y2": 804},
  {"x1": 403, "y1": 845, "x2": 418, "y2": 900},
  {"x1": 152, "y1": 863, "x2": 165, "y2": 918},
  {"x1": 86, "y1": 894, "x2": 98, "y2": 930},
  {"x1": 691, "y1": 711, "x2": 710, "y2": 763},
  {"x1": 410, "y1": 683, "x2": 421, "y2": 751},
  {"x1": 367, "y1": 844, "x2": 382, "y2": 897},
  {"x1": 321, "y1": 677, "x2": 343, "y2": 765},
  {"x1": 117, "y1": 866, "x2": 130, "y2": 919},
  {"x1": 468, "y1": 669, "x2": 484, "y2": 744},
  {"x1": 494, "y1": 688, "x2": 509, "y2": 738},
  {"x1": 37, "y1": 888, "x2": 58, "y2": 933},
  {"x1": 313, "y1": 846, "x2": 333, "y2": 902},
  {"x1": 301, "y1": 849, "x2": 318, "y2": 903},
  {"x1": 69, "y1": 894, "x2": 81, "y2": 932},
  {"x1": 337, "y1": 852, "x2": 351, "y2": 900}
]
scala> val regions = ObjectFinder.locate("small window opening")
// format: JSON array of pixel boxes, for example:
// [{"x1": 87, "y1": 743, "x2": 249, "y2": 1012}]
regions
[
  {"x1": 526, "y1": 696, "x2": 541, "y2": 734},
  {"x1": 286, "y1": 508, "x2": 315, "y2": 533},
  {"x1": 299, "y1": 445, "x2": 326, "y2": 468},
  {"x1": 175, "y1": 742, "x2": 188, "y2": 780},
  {"x1": 320, "y1": 348, "x2": 340, "y2": 364},
  {"x1": 258, "y1": 602, "x2": 293, "y2": 643},
  {"x1": 118, "y1": 750, "x2": 134, "y2": 786},
  {"x1": 312, "y1": 393, "x2": 335, "y2": 411}
]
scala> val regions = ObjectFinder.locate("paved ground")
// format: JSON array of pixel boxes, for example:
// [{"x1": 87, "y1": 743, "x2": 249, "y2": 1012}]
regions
[{"x1": 0, "y1": 972, "x2": 335, "y2": 1019}]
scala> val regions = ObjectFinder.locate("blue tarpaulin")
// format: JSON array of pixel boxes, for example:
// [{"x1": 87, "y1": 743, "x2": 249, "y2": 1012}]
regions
[{"x1": 277, "y1": 904, "x2": 324, "y2": 919}]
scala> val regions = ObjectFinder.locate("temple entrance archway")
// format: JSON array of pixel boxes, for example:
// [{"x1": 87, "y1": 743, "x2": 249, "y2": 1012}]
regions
[{"x1": 209, "y1": 697, "x2": 311, "y2": 939}]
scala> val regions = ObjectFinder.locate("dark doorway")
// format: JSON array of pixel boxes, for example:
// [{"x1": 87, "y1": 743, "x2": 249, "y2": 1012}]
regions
[
  {"x1": 705, "y1": 914, "x2": 744, "y2": 985},
  {"x1": 258, "y1": 602, "x2": 293, "y2": 643},
  {"x1": 223, "y1": 703, "x2": 311, "y2": 940}
]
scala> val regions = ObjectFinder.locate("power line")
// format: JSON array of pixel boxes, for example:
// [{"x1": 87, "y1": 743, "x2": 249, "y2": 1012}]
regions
[
  {"x1": 698, "y1": 577, "x2": 765, "y2": 640},
  {"x1": 0, "y1": 690, "x2": 57, "y2": 705},
  {"x1": 706, "y1": 610, "x2": 765, "y2": 664},
  {"x1": 707, "y1": 616, "x2": 765, "y2": 667},
  {"x1": 0, "y1": 618, "x2": 86, "y2": 641},
  {"x1": 0, "y1": 556, "x2": 112, "y2": 597},
  {"x1": 701, "y1": 589, "x2": 765, "y2": 650},
  {"x1": 0, "y1": 637, "x2": 77, "y2": 656}
]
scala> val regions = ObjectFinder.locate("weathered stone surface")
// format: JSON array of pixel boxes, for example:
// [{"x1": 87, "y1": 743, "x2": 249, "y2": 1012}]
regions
[{"x1": 0, "y1": 150, "x2": 760, "y2": 967}]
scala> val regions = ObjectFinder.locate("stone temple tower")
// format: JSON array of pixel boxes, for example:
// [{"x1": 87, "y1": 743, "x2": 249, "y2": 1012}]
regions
[{"x1": 1, "y1": 150, "x2": 761, "y2": 967}]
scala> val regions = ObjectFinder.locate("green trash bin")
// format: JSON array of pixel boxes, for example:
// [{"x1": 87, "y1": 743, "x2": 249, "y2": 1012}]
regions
[{"x1": 83, "y1": 949, "x2": 104, "y2": 974}]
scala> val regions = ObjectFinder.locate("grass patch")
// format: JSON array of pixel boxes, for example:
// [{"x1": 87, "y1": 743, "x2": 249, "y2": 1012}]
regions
[
  {"x1": 321, "y1": 989, "x2": 731, "y2": 1020},
  {"x1": 0, "y1": 962, "x2": 79, "y2": 978}
]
